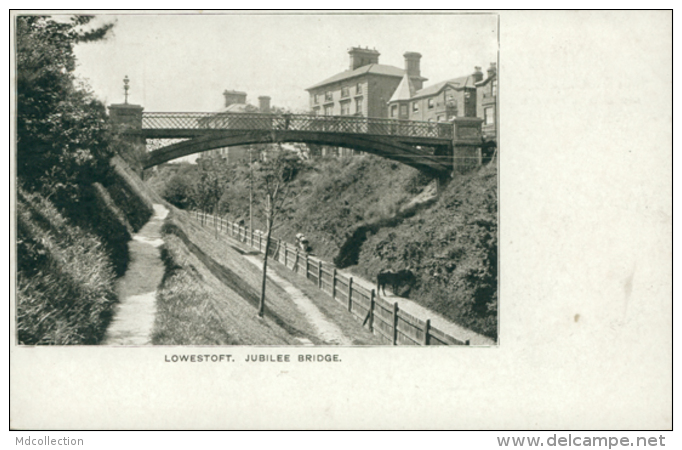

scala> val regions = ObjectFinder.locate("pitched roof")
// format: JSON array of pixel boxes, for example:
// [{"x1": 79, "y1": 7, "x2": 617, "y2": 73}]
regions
[
  {"x1": 306, "y1": 64, "x2": 406, "y2": 90},
  {"x1": 410, "y1": 75, "x2": 476, "y2": 100},
  {"x1": 388, "y1": 73, "x2": 416, "y2": 103}
]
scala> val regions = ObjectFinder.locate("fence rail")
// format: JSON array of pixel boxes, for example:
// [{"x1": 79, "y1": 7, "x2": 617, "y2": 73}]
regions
[
  {"x1": 143, "y1": 112, "x2": 453, "y2": 140},
  {"x1": 193, "y1": 211, "x2": 469, "y2": 346}
]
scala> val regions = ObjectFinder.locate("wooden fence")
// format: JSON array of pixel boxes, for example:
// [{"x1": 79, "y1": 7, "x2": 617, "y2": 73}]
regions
[{"x1": 193, "y1": 211, "x2": 469, "y2": 346}]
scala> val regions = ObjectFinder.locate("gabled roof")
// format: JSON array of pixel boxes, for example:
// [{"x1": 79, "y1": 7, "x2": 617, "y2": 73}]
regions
[
  {"x1": 306, "y1": 64, "x2": 407, "y2": 90},
  {"x1": 410, "y1": 75, "x2": 477, "y2": 100},
  {"x1": 388, "y1": 73, "x2": 416, "y2": 103}
]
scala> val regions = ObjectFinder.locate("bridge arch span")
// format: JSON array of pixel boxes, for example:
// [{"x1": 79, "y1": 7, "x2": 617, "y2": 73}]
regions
[{"x1": 143, "y1": 130, "x2": 452, "y2": 175}]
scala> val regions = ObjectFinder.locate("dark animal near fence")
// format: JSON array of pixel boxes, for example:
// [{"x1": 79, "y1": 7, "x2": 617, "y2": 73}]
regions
[{"x1": 377, "y1": 269, "x2": 416, "y2": 296}]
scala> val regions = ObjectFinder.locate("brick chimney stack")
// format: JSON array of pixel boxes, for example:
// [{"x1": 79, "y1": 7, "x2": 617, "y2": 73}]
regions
[
  {"x1": 223, "y1": 90, "x2": 247, "y2": 107},
  {"x1": 487, "y1": 62, "x2": 497, "y2": 79},
  {"x1": 258, "y1": 96, "x2": 271, "y2": 113},
  {"x1": 348, "y1": 47, "x2": 380, "y2": 70},
  {"x1": 403, "y1": 52, "x2": 422, "y2": 78},
  {"x1": 473, "y1": 66, "x2": 484, "y2": 83},
  {"x1": 403, "y1": 52, "x2": 423, "y2": 90}
]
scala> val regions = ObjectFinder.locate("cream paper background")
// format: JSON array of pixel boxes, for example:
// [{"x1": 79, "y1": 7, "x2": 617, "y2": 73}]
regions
[{"x1": 9, "y1": 11, "x2": 673, "y2": 430}]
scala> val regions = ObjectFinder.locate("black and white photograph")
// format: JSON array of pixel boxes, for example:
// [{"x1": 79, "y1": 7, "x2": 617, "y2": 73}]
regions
[
  {"x1": 13, "y1": 12, "x2": 498, "y2": 348},
  {"x1": 10, "y1": 10, "x2": 672, "y2": 434}
]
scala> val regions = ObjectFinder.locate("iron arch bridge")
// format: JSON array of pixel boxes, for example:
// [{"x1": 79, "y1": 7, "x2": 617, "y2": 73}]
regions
[{"x1": 133, "y1": 112, "x2": 456, "y2": 175}]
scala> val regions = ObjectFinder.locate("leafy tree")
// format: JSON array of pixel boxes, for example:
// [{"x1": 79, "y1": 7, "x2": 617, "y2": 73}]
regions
[
  {"x1": 192, "y1": 155, "x2": 230, "y2": 215},
  {"x1": 16, "y1": 15, "x2": 114, "y2": 203}
]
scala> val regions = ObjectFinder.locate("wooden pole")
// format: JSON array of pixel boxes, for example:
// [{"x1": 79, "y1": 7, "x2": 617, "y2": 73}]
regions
[
  {"x1": 393, "y1": 302, "x2": 399, "y2": 345},
  {"x1": 332, "y1": 268, "x2": 337, "y2": 300},
  {"x1": 369, "y1": 289, "x2": 375, "y2": 331},
  {"x1": 284, "y1": 245, "x2": 288, "y2": 268},
  {"x1": 423, "y1": 319, "x2": 431, "y2": 346},
  {"x1": 347, "y1": 277, "x2": 353, "y2": 312},
  {"x1": 294, "y1": 249, "x2": 299, "y2": 273},
  {"x1": 305, "y1": 254, "x2": 309, "y2": 280},
  {"x1": 317, "y1": 260, "x2": 322, "y2": 289}
]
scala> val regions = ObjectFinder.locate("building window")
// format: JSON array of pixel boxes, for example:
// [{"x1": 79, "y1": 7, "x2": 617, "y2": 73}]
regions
[
  {"x1": 340, "y1": 101, "x2": 350, "y2": 116},
  {"x1": 356, "y1": 83, "x2": 362, "y2": 95},
  {"x1": 400, "y1": 104, "x2": 408, "y2": 116},
  {"x1": 324, "y1": 105, "x2": 333, "y2": 116},
  {"x1": 356, "y1": 98, "x2": 363, "y2": 115},
  {"x1": 492, "y1": 80, "x2": 497, "y2": 97},
  {"x1": 428, "y1": 98, "x2": 434, "y2": 109},
  {"x1": 325, "y1": 91, "x2": 333, "y2": 102},
  {"x1": 484, "y1": 107, "x2": 495, "y2": 125},
  {"x1": 413, "y1": 102, "x2": 419, "y2": 112},
  {"x1": 390, "y1": 104, "x2": 398, "y2": 118},
  {"x1": 313, "y1": 94, "x2": 319, "y2": 105},
  {"x1": 312, "y1": 107, "x2": 321, "y2": 116},
  {"x1": 341, "y1": 86, "x2": 350, "y2": 98},
  {"x1": 437, "y1": 115, "x2": 444, "y2": 122}
]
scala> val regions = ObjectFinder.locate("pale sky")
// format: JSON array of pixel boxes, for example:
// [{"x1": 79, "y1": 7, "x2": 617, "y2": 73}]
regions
[{"x1": 72, "y1": 12, "x2": 498, "y2": 113}]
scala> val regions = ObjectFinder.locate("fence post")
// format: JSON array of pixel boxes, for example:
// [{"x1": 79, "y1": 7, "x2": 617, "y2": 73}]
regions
[
  {"x1": 423, "y1": 319, "x2": 431, "y2": 346},
  {"x1": 294, "y1": 249, "x2": 299, "y2": 273},
  {"x1": 284, "y1": 245, "x2": 288, "y2": 268},
  {"x1": 332, "y1": 268, "x2": 337, "y2": 300},
  {"x1": 347, "y1": 277, "x2": 353, "y2": 312},
  {"x1": 317, "y1": 260, "x2": 322, "y2": 289},
  {"x1": 392, "y1": 302, "x2": 399, "y2": 345},
  {"x1": 250, "y1": 228, "x2": 254, "y2": 247},
  {"x1": 369, "y1": 289, "x2": 375, "y2": 331}
]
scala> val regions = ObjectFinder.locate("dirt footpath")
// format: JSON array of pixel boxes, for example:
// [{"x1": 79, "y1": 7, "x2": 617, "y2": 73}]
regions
[{"x1": 102, "y1": 204, "x2": 168, "y2": 345}]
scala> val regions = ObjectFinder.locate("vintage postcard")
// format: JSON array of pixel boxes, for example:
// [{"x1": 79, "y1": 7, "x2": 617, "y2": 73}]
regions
[{"x1": 10, "y1": 10, "x2": 672, "y2": 432}]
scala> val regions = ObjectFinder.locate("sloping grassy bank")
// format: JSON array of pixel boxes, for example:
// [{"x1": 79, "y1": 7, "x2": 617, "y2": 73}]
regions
[
  {"x1": 152, "y1": 209, "x2": 314, "y2": 345},
  {"x1": 15, "y1": 157, "x2": 156, "y2": 345},
  {"x1": 17, "y1": 188, "x2": 118, "y2": 344}
]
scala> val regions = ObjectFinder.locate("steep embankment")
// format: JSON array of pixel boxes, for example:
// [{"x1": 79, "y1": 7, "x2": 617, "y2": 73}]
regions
[
  {"x1": 227, "y1": 155, "x2": 498, "y2": 339},
  {"x1": 151, "y1": 208, "x2": 383, "y2": 345},
  {"x1": 147, "y1": 154, "x2": 498, "y2": 340},
  {"x1": 15, "y1": 157, "x2": 155, "y2": 345}
]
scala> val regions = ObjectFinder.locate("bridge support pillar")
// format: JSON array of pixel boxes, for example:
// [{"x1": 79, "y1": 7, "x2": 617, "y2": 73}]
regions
[
  {"x1": 451, "y1": 117, "x2": 483, "y2": 175},
  {"x1": 108, "y1": 102, "x2": 146, "y2": 173}
]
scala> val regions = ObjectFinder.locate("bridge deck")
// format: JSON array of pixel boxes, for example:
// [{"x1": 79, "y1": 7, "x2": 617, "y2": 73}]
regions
[{"x1": 141, "y1": 112, "x2": 454, "y2": 141}]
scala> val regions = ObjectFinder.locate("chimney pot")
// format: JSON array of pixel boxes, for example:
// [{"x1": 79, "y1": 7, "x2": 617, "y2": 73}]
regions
[{"x1": 258, "y1": 96, "x2": 271, "y2": 113}]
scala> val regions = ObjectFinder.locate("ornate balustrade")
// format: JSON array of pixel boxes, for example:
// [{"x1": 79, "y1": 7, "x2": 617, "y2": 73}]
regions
[{"x1": 141, "y1": 112, "x2": 453, "y2": 140}]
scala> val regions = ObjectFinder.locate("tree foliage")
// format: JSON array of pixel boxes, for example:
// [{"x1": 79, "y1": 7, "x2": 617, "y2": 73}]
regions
[{"x1": 16, "y1": 15, "x2": 115, "y2": 203}]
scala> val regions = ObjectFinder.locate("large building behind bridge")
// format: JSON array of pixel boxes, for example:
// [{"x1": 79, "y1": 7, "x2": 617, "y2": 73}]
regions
[
  {"x1": 306, "y1": 47, "x2": 498, "y2": 148},
  {"x1": 203, "y1": 90, "x2": 272, "y2": 163}
]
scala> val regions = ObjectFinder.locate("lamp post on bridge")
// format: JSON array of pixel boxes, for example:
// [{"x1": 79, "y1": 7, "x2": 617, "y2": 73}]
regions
[{"x1": 108, "y1": 75, "x2": 145, "y2": 173}]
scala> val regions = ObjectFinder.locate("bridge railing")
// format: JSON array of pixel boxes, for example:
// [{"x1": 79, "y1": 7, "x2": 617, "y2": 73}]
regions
[{"x1": 142, "y1": 112, "x2": 454, "y2": 140}]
